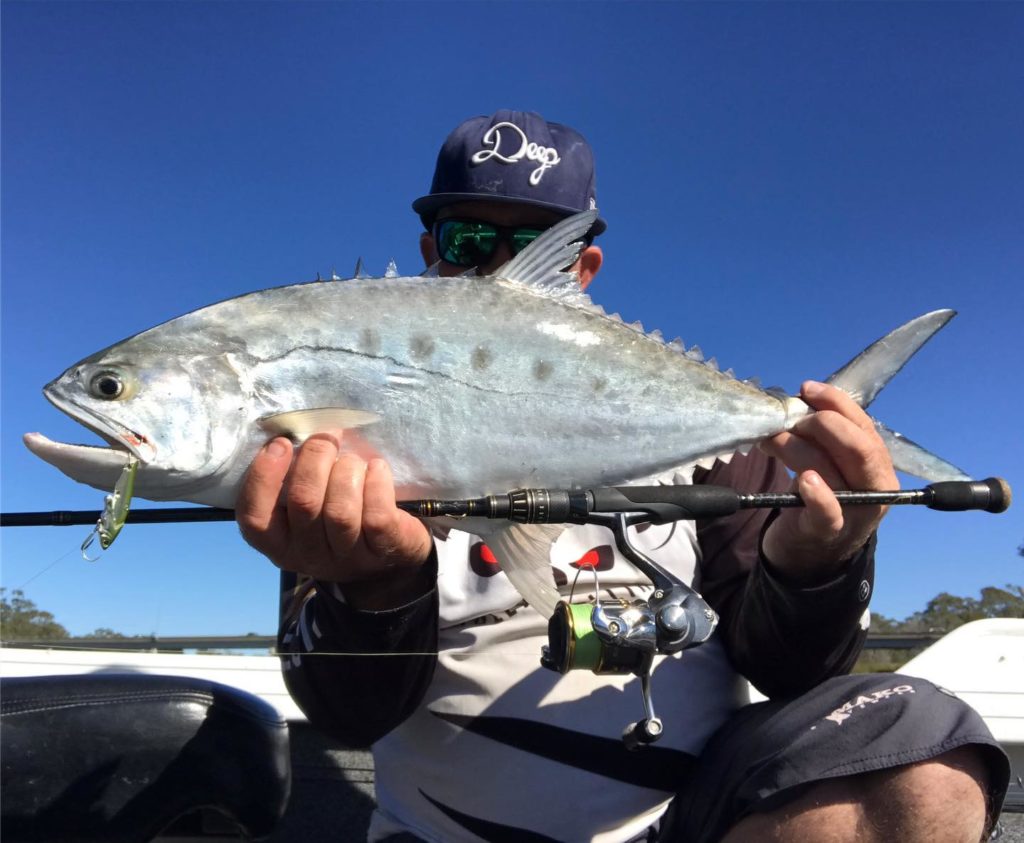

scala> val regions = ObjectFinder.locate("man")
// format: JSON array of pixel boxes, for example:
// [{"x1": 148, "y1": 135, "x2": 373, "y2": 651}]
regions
[{"x1": 237, "y1": 111, "x2": 1008, "y2": 842}]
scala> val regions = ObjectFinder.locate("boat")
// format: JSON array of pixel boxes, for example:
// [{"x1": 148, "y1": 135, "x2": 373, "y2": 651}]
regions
[{"x1": 2, "y1": 617, "x2": 1021, "y2": 841}]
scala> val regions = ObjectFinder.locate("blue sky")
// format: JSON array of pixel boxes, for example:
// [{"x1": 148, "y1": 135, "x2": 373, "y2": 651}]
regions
[{"x1": 2, "y1": 1, "x2": 1021, "y2": 637}]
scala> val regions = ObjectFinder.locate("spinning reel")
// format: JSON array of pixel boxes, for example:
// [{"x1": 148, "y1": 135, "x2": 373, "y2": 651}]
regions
[
  {"x1": 402, "y1": 478, "x2": 1011, "y2": 748},
  {"x1": 538, "y1": 510, "x2": 719, "y2": 749}
]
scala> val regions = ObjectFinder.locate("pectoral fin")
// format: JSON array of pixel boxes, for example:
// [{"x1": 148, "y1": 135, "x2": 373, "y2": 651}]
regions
[{"x1": 258, "y1": 408, "x2": 381, "y2": 442}]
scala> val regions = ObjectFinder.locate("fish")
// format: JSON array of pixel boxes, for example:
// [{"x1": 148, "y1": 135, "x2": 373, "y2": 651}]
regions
[{"x1": 25, "y1": 211, "x2": 970, "y2": 612}]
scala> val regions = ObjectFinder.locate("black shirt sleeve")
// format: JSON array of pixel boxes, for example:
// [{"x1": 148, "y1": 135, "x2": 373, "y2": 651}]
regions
[
  {"x1": 276, "y1": 549, "x2": 440, "y2": 747},
  {"x1": 694, "y1": 450, "x2": 875, "y2": 698}
]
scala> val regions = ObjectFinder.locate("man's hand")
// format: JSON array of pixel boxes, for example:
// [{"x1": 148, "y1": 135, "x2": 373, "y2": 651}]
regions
[
  {"x1": 235, "y1": 433, "x2": 434, "y2": 610},
  {"x1": 759, "y1": 381, "x2": 898, "y2": 585}
]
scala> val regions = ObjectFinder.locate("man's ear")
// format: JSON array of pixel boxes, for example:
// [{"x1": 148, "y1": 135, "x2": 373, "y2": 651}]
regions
[
  {"x1": 420, "y1": 231, "x2": 439, "y2": 267},
  {"x1": 576, "y1": 245, "x2": 603, "y2": 290}
]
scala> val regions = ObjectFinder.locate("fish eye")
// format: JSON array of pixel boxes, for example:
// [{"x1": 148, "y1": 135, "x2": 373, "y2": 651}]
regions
[{"x1": 88, "y1": 370, "x2": 130, "y2": 401}]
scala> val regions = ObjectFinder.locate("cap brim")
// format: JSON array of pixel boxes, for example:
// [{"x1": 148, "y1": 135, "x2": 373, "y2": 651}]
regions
[{"x1": 412, "y1": 192, "x2": 607, "y2": 236}]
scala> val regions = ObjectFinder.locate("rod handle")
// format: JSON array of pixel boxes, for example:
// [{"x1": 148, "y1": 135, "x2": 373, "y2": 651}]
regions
[
  {"x1": 590, "y1": 485, "x2": 741, "y2": 522},
  {"x1": 925, "y1": 478, "x2": 1011, "y2": 513}
]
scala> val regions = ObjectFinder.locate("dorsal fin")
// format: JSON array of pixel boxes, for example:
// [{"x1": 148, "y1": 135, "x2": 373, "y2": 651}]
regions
[
  {"x1": 494, "y1": 210, "x2": 597, "y2": 303},
  {"x1": 490, "y1": 209, "x2": 746, "y2": 381}
]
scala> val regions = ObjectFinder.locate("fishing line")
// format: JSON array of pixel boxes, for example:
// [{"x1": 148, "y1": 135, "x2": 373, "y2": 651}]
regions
[
  {"x1": 14, "y1": 545, "x2": 80, "y2": 591},
  {"x1": 2, "y1": 642, "x2": 541, "y2": 659}
]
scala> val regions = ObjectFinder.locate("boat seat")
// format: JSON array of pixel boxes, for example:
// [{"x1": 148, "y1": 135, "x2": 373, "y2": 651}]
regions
[{"x1": 0, "y1": 672, "x2": 291, "y2": 842}]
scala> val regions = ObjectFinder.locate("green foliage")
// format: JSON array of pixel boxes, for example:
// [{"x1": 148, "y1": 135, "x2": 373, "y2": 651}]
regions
[
  {"x1": 863, "y1": 611, "x2": 901, "y2": 633},
  {"x1": 0, "y1": 588, "x2": 69, "y2": 640},
  {"x1": 855, "y1": 650, "x2": 907, "y2": 674},
  {"x1": 88, "y1": 628, "x2": 129, "y2": 639},
  {"x1": 901, "y1": 584, "x2": 1024, "y2": 633},
  {"x1": 978, "y1": 585, "x2": 1024, "y2": 617}
]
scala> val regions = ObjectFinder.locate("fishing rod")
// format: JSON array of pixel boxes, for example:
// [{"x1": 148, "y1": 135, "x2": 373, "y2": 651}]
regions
[
  {"x1": 396, "y1": 476, "x2": 1012, "y2": 522},
  {"x1": 2, "y1": 477, "x2": 1010, "y2": 748},
  {"x1": 0, "y1": 477, "x2": 1011, "y2": 529}
]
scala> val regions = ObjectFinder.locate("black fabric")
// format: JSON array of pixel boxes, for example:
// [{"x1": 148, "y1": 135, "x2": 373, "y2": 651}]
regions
[
  {"x1": 278, "y1": 548, "x2": 440, "y2": 747},
  {"x1": 0, "y1": 673, "x2": 291, "y2": 843},
  {"x1": 431, "y1": 710, "x2": 694, "y2": 791},
  {"x1": 660, "y1": 672, "x2": 1011, "y2": 843},
  {"x1": 695, "y1": 454, "x2": 874, "y2": 698}
]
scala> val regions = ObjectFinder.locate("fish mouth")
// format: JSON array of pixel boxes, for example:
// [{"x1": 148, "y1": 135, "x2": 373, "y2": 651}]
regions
[
  {"x1": 40, "y1": 387, "x2": 156, "y2": 464},
  {"x1": 25, "y1": 431, "x2": 133, "y2": 475}
]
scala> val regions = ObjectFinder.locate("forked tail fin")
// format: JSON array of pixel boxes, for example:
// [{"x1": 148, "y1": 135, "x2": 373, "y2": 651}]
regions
[
  {"x1": 873, "y1": 423, "x2": 970, "y2": 482},
  {"x1": 825, "y1": 309, "x2": 969, "y2": 482},
  {"x1": 826, "y1": 309, "x2": 955, "y2": 407}
]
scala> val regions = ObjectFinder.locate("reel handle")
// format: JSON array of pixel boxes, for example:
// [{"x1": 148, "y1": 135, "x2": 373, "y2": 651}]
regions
[{"x1": 622, "y1": 718, "x2": 663, "y2": 751}]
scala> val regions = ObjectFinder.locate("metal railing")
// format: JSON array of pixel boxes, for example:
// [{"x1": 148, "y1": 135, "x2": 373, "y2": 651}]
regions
[{"x1": 0, "y1": 632, "x2": 943, "y2": 652}]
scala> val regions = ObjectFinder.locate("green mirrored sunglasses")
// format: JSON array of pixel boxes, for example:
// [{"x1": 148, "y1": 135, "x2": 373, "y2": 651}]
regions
[{"x1": 433, "y1": 218, "x2": 548, "y2": 268}]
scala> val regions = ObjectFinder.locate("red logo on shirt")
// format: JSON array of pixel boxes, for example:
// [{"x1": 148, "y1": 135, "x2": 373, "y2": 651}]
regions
[
  {"x1": 469, "y1": 542, "x2": 502, "y2": 577},
  {"x1": 570, "y1": 545, "x2": 614, "y2": 572}
]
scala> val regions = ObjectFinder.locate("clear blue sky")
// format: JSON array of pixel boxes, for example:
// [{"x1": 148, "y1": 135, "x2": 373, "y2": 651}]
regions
[{"x1": 2, "y1": 1, "x2": 1021, "y2": 637}]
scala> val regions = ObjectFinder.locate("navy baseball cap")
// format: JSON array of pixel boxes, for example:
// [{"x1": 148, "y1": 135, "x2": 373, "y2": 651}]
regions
[{"x1": 412, "y1": 110, "x2": 606, "y2": 235}]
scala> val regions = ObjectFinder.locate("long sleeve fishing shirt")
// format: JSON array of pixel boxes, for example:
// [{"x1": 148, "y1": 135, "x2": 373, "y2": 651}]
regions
[{"x1": 277, "y1": 449, "x2": 874, "y2": 842}]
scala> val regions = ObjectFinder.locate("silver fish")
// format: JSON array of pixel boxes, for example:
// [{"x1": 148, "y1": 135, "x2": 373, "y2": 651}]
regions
[{"x1": 25, "y1": 211, "x2": 969, "y2": 610}]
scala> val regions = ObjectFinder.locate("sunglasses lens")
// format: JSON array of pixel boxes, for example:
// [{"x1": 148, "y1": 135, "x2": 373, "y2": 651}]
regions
[
  {"x1": 510, "y1": 228, "x2": 544, "y2": 255},
  {"x1": 437, "y1": 221, "x2": 499, "y2": 267}
]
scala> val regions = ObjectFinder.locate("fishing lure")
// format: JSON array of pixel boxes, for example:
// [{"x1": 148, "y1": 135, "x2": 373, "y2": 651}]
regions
[{"x1": 81, "y1": 456, "x2": 138, "y2": 560}]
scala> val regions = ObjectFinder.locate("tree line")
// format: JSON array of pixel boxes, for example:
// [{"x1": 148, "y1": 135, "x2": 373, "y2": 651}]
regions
[
  {"x1": 869, "y1": 585, "x2": 1024, "y2": 634},
  {"x1": 0, "y1": 588, "x2": 143, "y2": 641},
  {"x1": 3, "y1": 585, "x2": 1021, "y2": 645}
]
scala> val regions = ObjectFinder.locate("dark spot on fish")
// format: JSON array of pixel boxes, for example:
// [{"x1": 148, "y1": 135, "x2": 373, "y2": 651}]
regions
[
  {"x1": 410, "y1": 335, "x2": 435, "y2": 362},
  {"x1": 360, "y1": 328, "x2": 380, "y2": 355},
  {"x1": 533, "y1": 360, "x2": 553, "y2": 381},
  {"x1": 592, "y1": 376, "x2": 607, "y2": 395},
  {"x1": 472, "y1": 346, "x2": 492, "y2": 371}
]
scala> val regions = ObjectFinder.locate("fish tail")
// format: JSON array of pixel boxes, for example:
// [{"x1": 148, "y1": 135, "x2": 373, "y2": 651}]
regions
[
  {"x1": 825, "y1": 309, "x2": 955, "y2": 408},
  {"x1": 825, "y1": 309, "x2": 969, "y2": 482},
  {"x1": 873, "y1": 422, "x2": 970, "y2": 482}
]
